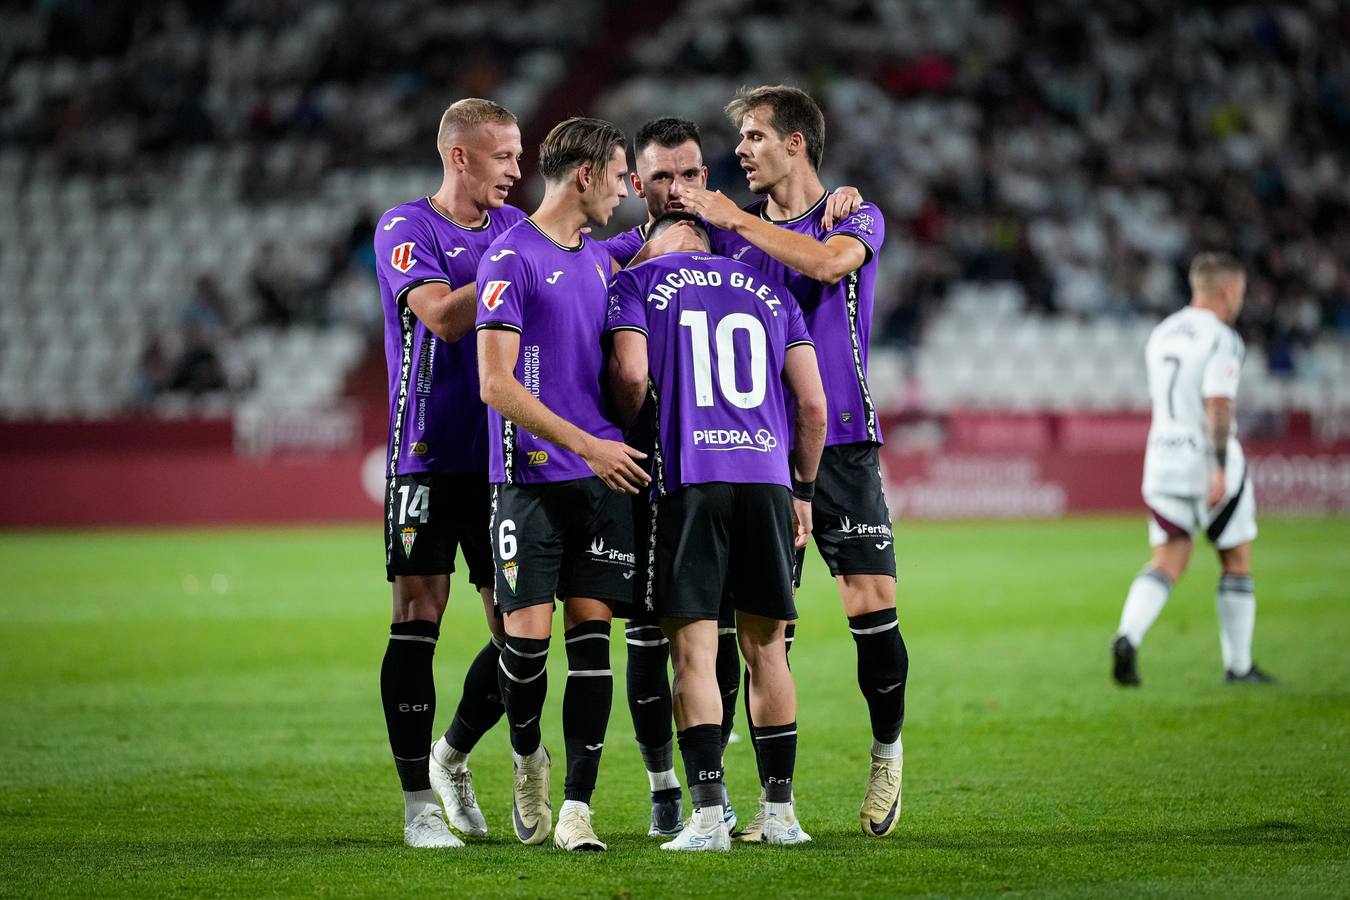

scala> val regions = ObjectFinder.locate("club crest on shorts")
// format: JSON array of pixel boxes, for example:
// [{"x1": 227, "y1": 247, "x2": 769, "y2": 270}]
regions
[
  {"x1": 502, "y1": 560, "x2": 519, "y2": 592},
  {"x1": 400, "y1": 527, "x2": 417, "y2": 558}
]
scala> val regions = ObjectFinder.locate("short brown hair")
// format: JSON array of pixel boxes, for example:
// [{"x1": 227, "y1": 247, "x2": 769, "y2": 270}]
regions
[
  {"x1": 436, "y1": 99, "x2": 517, "y2": 155},
  {"x1": 636, "y1": 117, "x2": 701, "y2": 155},
  {"x1": 725, "y1": 84, "x2": 825, "y2": 170},
  {"x1": 538, "y1": 117, "x2": 627, "y2": 184},
  {"x1": 1188, "y1": 252, "x2": 1245, "y2": 295}
]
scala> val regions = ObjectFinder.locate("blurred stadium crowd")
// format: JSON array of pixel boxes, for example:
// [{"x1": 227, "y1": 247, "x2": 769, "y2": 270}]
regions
[{"x1": 1, "y1": 0, "x2": 1346, "y2": 419}]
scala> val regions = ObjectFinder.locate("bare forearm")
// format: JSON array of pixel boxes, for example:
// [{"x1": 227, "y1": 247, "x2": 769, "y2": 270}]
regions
[
  {"x1": 483, "y1": 374, "x2": 593, "y2": 456},
  {"x1": 728, "y1": 212, "x2": 846, "y2": 284},
  {"x1": 607, "y1": 362, "x2": 646, "y2": 428},
  {"x1": 791, "y1": 412, "x2": 826, "y2": 483},
  {"x1": 1206, "y1": 399, "x2": 1233, "y2": 467},
  {"x1": 412, "y1": 284, "x2": 478, "y2": 342}
]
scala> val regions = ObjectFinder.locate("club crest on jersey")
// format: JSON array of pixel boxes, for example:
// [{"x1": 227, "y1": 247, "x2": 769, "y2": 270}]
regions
[
  {"x1": 502, "y1": 561, "x2": 519, "y2": 592},
  {"x1": 391, "y1": 242, "x2": 416, "y2": 273},
  {"x1": 482, "y1": 280, "x2": 511, "y2": 310},
  {"x1": 400, "y1": 527, "x2": 417, "y2": 558}
]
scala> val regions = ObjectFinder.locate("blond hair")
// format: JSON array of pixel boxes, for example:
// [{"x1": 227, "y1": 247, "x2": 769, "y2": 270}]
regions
[{"x1": 436, "y1": 99, "x2": 517, "y2": 156}]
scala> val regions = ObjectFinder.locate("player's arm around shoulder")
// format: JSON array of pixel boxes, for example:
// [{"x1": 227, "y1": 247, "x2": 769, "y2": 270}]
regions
[{"x1": 682, "y1": 187, "x2": 871, "y2": 285}]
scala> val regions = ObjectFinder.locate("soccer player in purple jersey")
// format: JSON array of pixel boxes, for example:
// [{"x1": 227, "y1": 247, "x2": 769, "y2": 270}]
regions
[
  {"x1": 683, "y1": 85, "x2": 909, "y2": 838},
  {"x1": 372, "y1": 98, "x2": 527, "y2": 849},
  {"x1": 606, "y1": 212, "x2": 828, "y2": 850},
  {"x1": 475, "y1": 117, "x2": 649, "y2": 852},
  {"x1": 603, "y1": 118, "x2": 866, "y2": 837}
]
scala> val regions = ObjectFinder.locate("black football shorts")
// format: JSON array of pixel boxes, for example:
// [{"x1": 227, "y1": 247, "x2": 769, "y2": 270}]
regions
[
  {"x1": 490, "y1": 476, "x2": 636, "y2": 613},
  {"x1": 385, "y1": 472, "x2": 494, "y2": 588},
  {"x1": 654, "y1": 483, "x2": 797, "y2": 622},
  {"x1": 794, "y1": 441, "x2": 897, "y2": 584}
]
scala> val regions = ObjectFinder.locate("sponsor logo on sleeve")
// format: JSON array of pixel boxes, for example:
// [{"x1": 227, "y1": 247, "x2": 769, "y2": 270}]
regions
[
  {"x1": 843, "y1": 211, "x2": 875, "y2": 234},
  {"x1": 382, "y1": 216, "x2": 407, "y2": 231},
  {"x1": 489, "y1": 248, "x2": 517, "y2": 261},
  {"x1": 481, "y1": 280, "x2": 511, "y2": 310},
  {"x1": 390, "y1": 242, "x2": 416, "y2": 273}
]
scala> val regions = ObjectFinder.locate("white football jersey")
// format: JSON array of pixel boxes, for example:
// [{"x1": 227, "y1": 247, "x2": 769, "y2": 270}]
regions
[{"x1": 1141, "y1": 306, "x2": 1245, "y2": 497}]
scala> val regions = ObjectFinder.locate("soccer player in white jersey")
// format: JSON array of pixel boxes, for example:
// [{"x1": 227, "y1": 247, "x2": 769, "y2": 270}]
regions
[{"x1": 1112, "y1": 252, "x2": 1275, "y2": 687}]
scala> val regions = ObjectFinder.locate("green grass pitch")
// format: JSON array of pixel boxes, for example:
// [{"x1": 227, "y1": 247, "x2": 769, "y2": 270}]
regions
[{"x1": 1, "y1": 517, "x2": 1346, "y2": 898}]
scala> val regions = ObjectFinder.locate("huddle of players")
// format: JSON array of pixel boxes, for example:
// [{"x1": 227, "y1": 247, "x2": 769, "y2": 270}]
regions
[{"x1": 373, "y1": 85, "x2": 910, "y2": 852}]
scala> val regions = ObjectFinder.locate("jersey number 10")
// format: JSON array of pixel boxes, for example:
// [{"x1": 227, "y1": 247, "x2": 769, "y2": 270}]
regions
[{"x1": 679, "y1": 310, "x2": 767, "y2": 410}]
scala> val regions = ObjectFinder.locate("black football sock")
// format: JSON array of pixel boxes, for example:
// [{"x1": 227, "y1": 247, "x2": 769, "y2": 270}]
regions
[
  {"x1": 380, "y1": 619, "x2": 439, "y2": 792},
  {"x1": 848, "y1": 609, "x2": 908, "y2": 744},
  {"x1": 752, "y1": 722, "x2": 798, "y2": 803},
  {"x1": 443, "y1": 636, "x2": 505, "y2": 754},
  {"x1": 563, "y1": 620, "x2": 613, "y2": 804},
  {"x1": 677, "y1": 724, "x2": 725, "y2": 812},
  {"x1": 498, "y1": 634, "x2": 549, "y2": 756},
  {"x1": 624, "y1": 622, "x2": 674, "y2": 777},
  {"x1": 716, "y1": 627, "x2": 741, "y2": 750}
]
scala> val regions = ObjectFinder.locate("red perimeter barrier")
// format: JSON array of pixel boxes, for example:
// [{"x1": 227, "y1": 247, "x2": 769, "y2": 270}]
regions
[{"x1": 1, "y1": 413, "x2": 1347, "y2": 528}]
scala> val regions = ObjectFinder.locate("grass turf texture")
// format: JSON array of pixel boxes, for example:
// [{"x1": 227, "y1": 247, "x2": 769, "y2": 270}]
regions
[{"x1": 0, "y1": 517, "x2": 1346, "y2": 898}]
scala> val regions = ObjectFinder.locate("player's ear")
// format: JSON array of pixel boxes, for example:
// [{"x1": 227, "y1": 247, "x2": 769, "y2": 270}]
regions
[
  {"x1": 787, "y1": 131, "x2": 804, "y2": 158},
  {"x1": 630, "y1": 171, "x2": 644, "y2": 197},
  {"x1": 449, "y1": 145, "x2": 468, "y2": 170},
  {"x1": 576, "y1": 162, "x2": 593, "y2": 194}
]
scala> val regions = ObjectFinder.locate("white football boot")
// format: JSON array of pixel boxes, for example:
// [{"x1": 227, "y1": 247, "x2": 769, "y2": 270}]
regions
[
  {"x1": 510, "y1": 747, "x2": 552, "y2": 845},
  {"x1": 553, "y1": 802, "x2": 607, "y2": 851},
  {"x1": 761, "y1": 802, "x2": 812, "y2": 846},
  {"x1": 860, "y1": 753, "x2": 903, "y2": 837},
  {"x1": 403, "y1": 805, "x2": 464, "y2": 849},
  {"x1": 429, "y1": 750, "x2": 489, "y2": 837},
  {"x1": 660, "y1": 813, "x2": 731, "y2": 852}
]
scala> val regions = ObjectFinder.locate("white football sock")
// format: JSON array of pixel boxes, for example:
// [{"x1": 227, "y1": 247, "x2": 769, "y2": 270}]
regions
[
  {"x1": 694, "y1": 804, "x2": 724, "y2": 830},
  {"x1": 1118, "y1": 569, "x2": 1173, "y2": 647},
  {"x1": 560, "y1": 799, "x2": 589, "y2": 818},
  {"x1": 872, "y1": 736, "x2": 902, "y2": 759},
  {"x1": 431, "y1": 737, "x2": 469, "y2": 771},
  {"x1": 765, "y1": 800, "x2": 794, "y2": 818},
  {"x1": 647, "y1": 768, "x2": 679, "y2": 792},
  {"x1": 403, "y1": 789, "x2": 439, "y2": 825},
  {"x1": 1217, "y1": 573, "x2": 1256, "y2": 674}
]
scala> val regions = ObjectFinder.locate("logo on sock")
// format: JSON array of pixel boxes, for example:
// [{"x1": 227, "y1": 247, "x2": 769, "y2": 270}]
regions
[
  {"x1": 400, "y1": 527, "x2": 417, "y2": 558},
  {"x1": 502, "y1": 560, "x2": 519, "y2": 592}
]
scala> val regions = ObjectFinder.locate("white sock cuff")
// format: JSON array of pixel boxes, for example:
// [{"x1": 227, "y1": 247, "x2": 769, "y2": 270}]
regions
[
  {"x1": 560, "y1": 799, "x2": 590, "y2": 817},
  {"x1": 872, "y1": 736, "x2": 903, "y2": 759}
]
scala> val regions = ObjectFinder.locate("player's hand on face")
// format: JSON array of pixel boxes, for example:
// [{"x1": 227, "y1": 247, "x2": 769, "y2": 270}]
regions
[
  {"x1": 644, "y1": 221, "x2": 704, "y2": 257},
  {"x1": 1206, "y1": 468, "x2": 1226, "y2": 508},
  {"x1": 680, "y1": 187, "x2": 738, "y2": 229},
  {"x1": 791, "y1": 498, "x2": 813, "y2": 549},
  {"x1": 821, "y1": 186, "x2": 864, "y2": 230},
  {"x1": 582, "y1": 437, "x2": 651, "y2": 494}
]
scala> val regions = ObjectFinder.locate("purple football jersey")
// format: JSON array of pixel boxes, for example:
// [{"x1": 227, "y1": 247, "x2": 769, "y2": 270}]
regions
[
  {"x1": 711, "y1": 192, "x2": 885, "y2": 446},
  {"x1": 606, "y1": 252, "x2": 813, "y2": 496},
  {"x1": 375, "y1": 199, "x2": 527, "y2": 476},
  {"x1": 601, "y1": 223, "x2": 648, "y2": 268},
  {"x1": 475, "y1": 219, "x2": 623, "y2": 485}
]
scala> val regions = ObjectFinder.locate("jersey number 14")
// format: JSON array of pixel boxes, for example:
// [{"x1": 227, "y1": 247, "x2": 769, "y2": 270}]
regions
[{"x1": 679, "y1": 310, "x2": 766, "y2": 410}]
